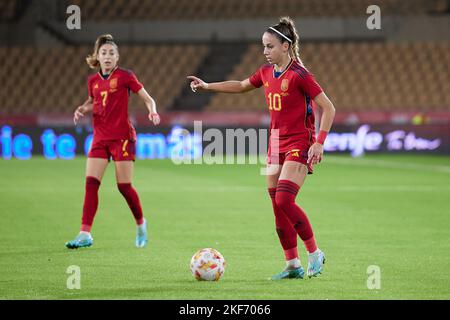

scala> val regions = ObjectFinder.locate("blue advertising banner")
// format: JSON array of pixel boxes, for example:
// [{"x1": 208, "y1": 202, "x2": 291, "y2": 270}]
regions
[{"x1": 1, "y1": 124, "x2": 449, "y2": 160}]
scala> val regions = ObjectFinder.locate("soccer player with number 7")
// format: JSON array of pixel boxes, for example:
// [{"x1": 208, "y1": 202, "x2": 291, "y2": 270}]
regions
[
  {"x1": 188, "y1": 17, "x2": 335, "y2": 279},
  {"x1": 66, "y1": 34, "x2": 160, "y2": 249}
]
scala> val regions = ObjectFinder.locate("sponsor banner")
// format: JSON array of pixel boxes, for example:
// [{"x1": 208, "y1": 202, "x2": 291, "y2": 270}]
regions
[
  {"x1": 1, "y1": 124, "x2": 449, "y2": 160},
  {"x1": 325, "y1": 124, "x2": 450, "y2": 156}
]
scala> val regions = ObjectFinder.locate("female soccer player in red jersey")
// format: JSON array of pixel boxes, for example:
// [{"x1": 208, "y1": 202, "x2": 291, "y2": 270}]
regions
[
  {"x1": 188, "y1": 17, "x2": 335, "y2": 279},
  {"x1": 66, "y1": 34, "x2": 161, "y2": 249}
]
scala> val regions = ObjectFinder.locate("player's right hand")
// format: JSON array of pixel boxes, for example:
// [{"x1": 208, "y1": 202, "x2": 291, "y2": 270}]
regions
[
  {"x1": 187, "y1": 76, "x2": 209, "y2": 92},
  {"x1": 73, "y1": 106, "x2": 85, "y2": 125}
]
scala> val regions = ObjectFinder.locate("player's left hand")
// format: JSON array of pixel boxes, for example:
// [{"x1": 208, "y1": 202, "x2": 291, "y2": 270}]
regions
[
  {"x1": 307, "y1": 142, "x2": 324, "y2": 165},
  {"x1": 149, "y1": 113, "x2": 160, "y2": 125}
]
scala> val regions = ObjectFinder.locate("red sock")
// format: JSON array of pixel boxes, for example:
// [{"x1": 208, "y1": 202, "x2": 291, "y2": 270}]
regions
[
  {"x1": 275, "y1": 180, "x2": 317, "y2": 253},
  {"x1": 304, "y1": 236, "x2": 318, "y2": 254},
  {"x1": 268, "y1": 188, "x2": 298, "y2": 259},
  {"x1": 81, "y1": 176, "x2": 101, "y2": 232},
  {"x1": 117, "y1": 183, "x2": 144, "y2": 225}
]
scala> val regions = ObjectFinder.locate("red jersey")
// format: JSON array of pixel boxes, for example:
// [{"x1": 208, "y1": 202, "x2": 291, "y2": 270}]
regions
[
  {"x1": 87, "y1": 67, "x2": 143, "y2": 141},
  {"x1": 249, "y1": 60, "x2": 323, "y2": 153}
]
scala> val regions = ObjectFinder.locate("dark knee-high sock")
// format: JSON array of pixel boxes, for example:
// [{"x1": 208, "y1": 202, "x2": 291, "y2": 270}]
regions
[
  {"x1": 268, "y1": 188, "x2": 298, "y2": 260},
  {"x1": 275, "y1": 180, "x2": 317, "y2": 253},
  {"x1": 81, "y1": 176, "x2": 101, "y2": 232},
  {"x1": 117, "y1": 183, "x2": 145, "y2": 225}
]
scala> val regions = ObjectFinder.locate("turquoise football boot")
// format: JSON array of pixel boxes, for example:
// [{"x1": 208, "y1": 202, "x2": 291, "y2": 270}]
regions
[
  {"x1": 307, "y1": 249, "x2": 326, "y2": 278},
  {"x1": 271, "y1": 266, "x2": 305, "y2": 280},
  {"x1": 135, "y1": 219, "x2": 147, "y2": 248},
  {"x1": 65, "y1": 233, "x2": 93, "y2": 249}
]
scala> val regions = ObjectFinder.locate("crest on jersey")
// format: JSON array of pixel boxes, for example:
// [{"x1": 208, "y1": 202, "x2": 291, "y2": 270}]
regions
[
  {"x1": 281, "y1": 79, "x2": 289, "y2": 91},
  {"x1": 110, "y1": 78, "x2": 118, "y2": 89},
  {"x1": 94, "y1": 84, "x2": 99, "y2": 89}
]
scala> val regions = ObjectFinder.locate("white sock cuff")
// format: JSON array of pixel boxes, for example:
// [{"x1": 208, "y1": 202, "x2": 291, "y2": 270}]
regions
[{"x1": 286, "y1": 258, "x2": 301, "y2": 269}]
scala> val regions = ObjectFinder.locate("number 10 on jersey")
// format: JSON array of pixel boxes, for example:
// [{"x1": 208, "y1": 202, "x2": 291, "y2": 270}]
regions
[{"x1": 268, "y1": 92, "x2": 282, "y2": 111}]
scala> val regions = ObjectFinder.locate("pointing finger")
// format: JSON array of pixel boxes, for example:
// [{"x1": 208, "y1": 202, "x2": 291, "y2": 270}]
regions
[{"x1": 187, "y1": 76, "x2": 200, "y2": 82}]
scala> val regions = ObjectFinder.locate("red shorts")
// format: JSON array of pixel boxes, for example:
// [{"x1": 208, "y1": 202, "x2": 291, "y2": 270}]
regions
[
  {"x1": 267, "y1": 145, "x2": 314, "y2": 174},
  {"x1": 88, "y1": 139, "x2": 136, "y2": 161}
]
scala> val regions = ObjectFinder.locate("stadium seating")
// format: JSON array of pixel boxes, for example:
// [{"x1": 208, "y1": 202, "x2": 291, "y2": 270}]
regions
[
  {"x1": 67, "y1": 0, "x2": 447, "y2": 21},
  {"x1": 206, "y1": 41, "x2": 450, "y2": 112},
  {"x1": 0, "y1": 45, "x2": 209, "y2": 115},
  {"x1": 0, "y1": 0, "x2": 20, "y2": 21},
  {"x1": 1, "y1": 40, "x2": 448, "y2": 115}
]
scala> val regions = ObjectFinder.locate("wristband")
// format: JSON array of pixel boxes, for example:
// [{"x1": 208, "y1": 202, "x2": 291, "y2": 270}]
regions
[{"x1": 317, "y1": 130, "x2": 328, "y2": 145}]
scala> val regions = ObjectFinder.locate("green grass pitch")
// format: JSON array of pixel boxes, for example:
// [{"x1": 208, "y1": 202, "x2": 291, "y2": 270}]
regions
[{"x1": 0, "y1": 154, "x2": 449, "y2": 299}]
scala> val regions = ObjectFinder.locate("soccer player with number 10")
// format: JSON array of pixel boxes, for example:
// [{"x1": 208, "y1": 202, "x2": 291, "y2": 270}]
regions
[{"x1": 188, "y1": 17, "x2": 336, "y2": 280}]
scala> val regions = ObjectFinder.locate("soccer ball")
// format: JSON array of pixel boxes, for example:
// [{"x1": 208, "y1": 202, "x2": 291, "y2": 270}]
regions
[{"x1": 190, "y1": 248, "x2": 226, "y2": 281}]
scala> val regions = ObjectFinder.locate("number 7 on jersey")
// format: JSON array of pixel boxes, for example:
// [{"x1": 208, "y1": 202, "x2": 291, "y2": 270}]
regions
[{"x1": 100, "y1": 91, "x2": 108, "y2": 107}]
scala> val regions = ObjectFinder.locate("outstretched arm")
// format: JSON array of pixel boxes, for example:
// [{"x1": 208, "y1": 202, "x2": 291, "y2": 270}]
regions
[
  {"x1": 187, "y1": 76, "x2": 255, "y2": 94},
  {"x1": 73, "y1": 97, "x2": 93, "y2": 125},
  {"x1": 307, "y1": 92, "x2": 336, "y2": 165},
  {"x1": 137, "y1": 88, "x2": 160, "y2": 126}
]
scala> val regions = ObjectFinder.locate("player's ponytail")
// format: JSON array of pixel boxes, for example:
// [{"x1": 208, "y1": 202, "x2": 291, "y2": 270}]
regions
[
  {"x1": 268, "y1": 17, "x2": 304, "y2": 66},
  {"x1": 86, "y1": 34, "x2": 118, "y2": 69}
]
